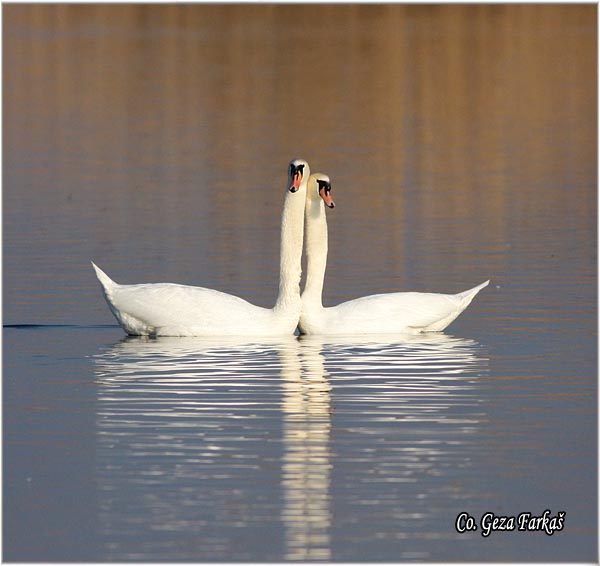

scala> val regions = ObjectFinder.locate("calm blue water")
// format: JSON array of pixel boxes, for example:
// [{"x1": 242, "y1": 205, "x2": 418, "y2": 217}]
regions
[
  {"x1": 3, "y1": 4, "x2": 597, "y2": 562},
  {"x1": 4, "y1": 318, "x2": 596, "y2": 561}
]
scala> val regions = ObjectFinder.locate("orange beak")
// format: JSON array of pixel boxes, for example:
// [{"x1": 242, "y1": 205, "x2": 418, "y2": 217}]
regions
[
  {"x1": 319, "y1": 187, "x2": 335, "y2": 208},
  {"x1": 289, "y1": 171, "x2": 302, "y2": 192}
]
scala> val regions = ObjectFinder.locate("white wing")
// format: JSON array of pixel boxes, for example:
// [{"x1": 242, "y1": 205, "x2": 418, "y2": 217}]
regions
[{"x1": 320, "y1": 281, "x2": 489, "y2": 334}]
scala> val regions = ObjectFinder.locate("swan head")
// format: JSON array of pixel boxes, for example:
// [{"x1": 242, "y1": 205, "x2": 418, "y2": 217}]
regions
[
  {"x1": 308, "y1": 173, "x2": 335, "y2": 208},
  {"x1": 288, "y1": 158, "x2": 309, "y2": 193}
]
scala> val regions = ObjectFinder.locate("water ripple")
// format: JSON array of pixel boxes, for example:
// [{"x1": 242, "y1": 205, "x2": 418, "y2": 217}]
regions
[{"x1": 93, "y1": 333, "x2": 488, "y2": 561}]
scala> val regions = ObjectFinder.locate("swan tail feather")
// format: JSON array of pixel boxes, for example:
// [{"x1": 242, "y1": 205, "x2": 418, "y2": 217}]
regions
[
  {"x1": 456, "y1": 279, "x2": 490, "y2": 306},
  {"x1": 91, "y1": 262, "x2": 118, "y2": 295},
  {"x1": 418, "y1": 280, "x2": 489, "y2": 332}
]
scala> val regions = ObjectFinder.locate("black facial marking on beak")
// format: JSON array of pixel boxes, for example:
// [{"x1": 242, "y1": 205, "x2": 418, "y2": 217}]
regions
[
  {"x1": 290, "y1": 163, "x2": 305, "y2": 176},
  {"x1": 317, "y1": 179, "x2": 335, "y2": 208},
  {"x1": 289, "y1": 163, "x2": 305, "y2": 192},
  {"x1": 317, "y1": 179, "x2": 331, "y2": 195}
]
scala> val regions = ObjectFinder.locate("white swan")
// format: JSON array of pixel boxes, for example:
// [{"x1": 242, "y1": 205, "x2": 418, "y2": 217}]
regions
[
  {"x1": 299, "y1": 173, "x2": 489, "y2": 335},
  {"x1": 92, "y1": 159, "x2": 310, "y2": 337}
]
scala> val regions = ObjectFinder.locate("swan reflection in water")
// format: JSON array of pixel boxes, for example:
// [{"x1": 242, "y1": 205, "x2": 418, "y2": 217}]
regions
[
  {"x1": 279, "y1": 336, "x2": 332, "y2": 560},
  {"x1": 93, "y1": 332, "x2": 488, "y2": 561}
]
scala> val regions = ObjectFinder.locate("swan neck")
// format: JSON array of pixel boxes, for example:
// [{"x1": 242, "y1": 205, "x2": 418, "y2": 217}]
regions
[
  {"x1": 275, "y1": 181, "x2": 306, "y2": 312},
  {"x1": 302, "y1": 195, "x2": 328, "y2": 308}
]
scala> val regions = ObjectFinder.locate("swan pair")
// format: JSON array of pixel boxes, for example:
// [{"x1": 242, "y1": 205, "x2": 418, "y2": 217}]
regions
[{"x1": 92, "y1": 159, "x2": 488, "y2": 337}]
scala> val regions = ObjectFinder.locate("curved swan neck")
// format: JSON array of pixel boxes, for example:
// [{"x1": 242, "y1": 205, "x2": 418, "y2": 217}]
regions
[
  {"x1": 275, "y1": 171, "x2": 309, "y2": 311},
  {"x1": 302, "y1": 183, "x2": 328, "y2": 309}
]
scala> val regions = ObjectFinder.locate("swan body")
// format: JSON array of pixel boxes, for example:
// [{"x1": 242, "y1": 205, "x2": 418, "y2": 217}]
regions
[
  {"x1": 93, "y1": 159, "x2": 310, "y2": 337},
  {"x1": 300, "y1": 280, "x2": 489, "y2": 335},
  {"x1": 299, "y1": 173, "x2": 489, "y2": 335}
]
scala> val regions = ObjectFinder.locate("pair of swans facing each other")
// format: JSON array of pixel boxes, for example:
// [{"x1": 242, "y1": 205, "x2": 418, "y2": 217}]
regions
[{"x1": 92, "y1": 159, "x2": 489, "y2": 337}]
